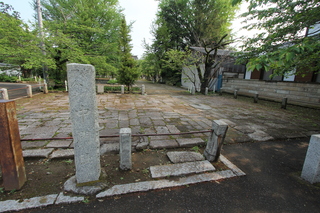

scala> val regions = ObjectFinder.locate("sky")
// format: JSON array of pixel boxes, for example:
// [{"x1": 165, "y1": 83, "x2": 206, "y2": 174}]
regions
[{"x1": 4, "y1": 0, "x2": 251, "y2": 58}]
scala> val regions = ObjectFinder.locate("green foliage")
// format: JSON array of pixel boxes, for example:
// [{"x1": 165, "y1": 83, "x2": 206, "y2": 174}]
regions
[
  {"x1": 117, "y1": 17, "x2": 140, "y2": 90},
  {"x1": 0, "y1": 3, "x2": 51, "y2": 77},
  {"x1": 236, "y1": 0, "x2": 320, "y2": 76},
  {"x1": 107, "y1": 79, "x2": 118, "y2": 84},
  {"x1": 41, "y1": 0, "x2": 123, "y2": 80},
  {"x1": 144, "y1": 0, "x2": 238, "y2": 84},
  {"x1": 0, "y1": 74, "x2": 17, "y2": 82}
]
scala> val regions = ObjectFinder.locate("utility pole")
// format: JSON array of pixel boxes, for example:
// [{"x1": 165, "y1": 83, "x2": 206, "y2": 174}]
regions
[{"x1": 36, "y1": 0, "x2": 47, "y2": 83}]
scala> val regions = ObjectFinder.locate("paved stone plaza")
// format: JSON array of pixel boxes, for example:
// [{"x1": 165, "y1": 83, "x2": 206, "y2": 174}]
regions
[{"x1": 17, "y1": 81, "x2": 320, "y2": 155}]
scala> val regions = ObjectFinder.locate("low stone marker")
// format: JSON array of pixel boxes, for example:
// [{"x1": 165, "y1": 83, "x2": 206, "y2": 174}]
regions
[
  {"x1": 281, "y1": 97, "x2": 288, "y2": 109},
  {"x1": 119, "y1": 128, "x2": 132, "y2": 170},
  {"x1": 67, "y1": 63, "x2": 101, "y2": 184},
  {"x1": 43, "y1": 82, "x2": 48, "y2": 94},
  {"x1": 254, "y1": 92, "x2": 259, "y2": 103},
  {"x1": 0, "y1": 88, "x2": 9, "y2": 100},
  {"x1": 97, "y1": 84, "x2": 104, "y2": 94},
  {"x1": 204, "y1": 120, "x2": 228, "y2": 162},
  {"x1": 0, "y1": 100, "x2": 26, "y2": 190},
  {"x1": 301, "y1": 134, "x2": 320, "y2": 184},
  {"x1": 121, "y1": 85, "x2": 124, "y2": 94},
  {"x1": 26, "y1": 85, "x2": 32, "y2": 98},
  {"x1": 141, "y1": 84, "x2": 145, "y2": 95},
  {"x1": 205, "y1": 87, "x2": 208, "y2": 95}
]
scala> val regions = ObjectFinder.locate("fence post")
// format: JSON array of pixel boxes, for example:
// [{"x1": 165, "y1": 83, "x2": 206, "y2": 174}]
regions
[
  {"x1": 281, "y1": 97, "x2": 287, "y2": 109},
  {"x1": 0, "y1": 100, "x2": 27, "y2": 190},
  {"x1": 26, "y1": 85, "x2": 32, "y2": 98},
  {"x1": 254, "y1": 92, "x2": 259, "y2": 103},
  {"x1": 141, "y1": 84, "x2": 145, "y2": 95},
  {"x1": 204, "y1": 120, "x2": 229, "y2": 162},
  {"x1": 0, "y1": 88, "x2": 9, "y2": 100},
  {"x1": 43, "y1": 83, "x2": 48, "y2": 94},
  {"x1": 234, "y1": 89, "x2": 238, "y2": 99},
  {"x1": 205, "y1": 87, "x2": 208, "y2": 95},
  {"x1": 191, "y1": 85, "x2": 195, "y2": 95},
  {"x1": 301, "y1": 135, "x2": 320, "y2": 184},
  {"x1": 121, "y1": 85, "x2": 124, "y2": 94},
  {"x1": 65, "y1": 80, "x2": 68, "y2": 92},
  {"x1": 120, "y1": 128, "x2": 132, "y2": 170}
]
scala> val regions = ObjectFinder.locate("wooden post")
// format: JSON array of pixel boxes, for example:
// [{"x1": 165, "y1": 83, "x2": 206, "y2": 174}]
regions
[{"x1": 0, "y1": 100, "x2": 26, "y2": 190}]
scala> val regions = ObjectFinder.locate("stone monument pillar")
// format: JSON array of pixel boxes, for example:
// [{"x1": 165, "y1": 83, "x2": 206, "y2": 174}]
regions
[
  {"x1": 204, "y1": 120, "x2": 228, "y2": 162},
  {"x1": 67, "y1": 63, "x2": 101, "y2": 184},
  {"x1": 301, "y1": 135, "x2": 320, "y2": 184}
]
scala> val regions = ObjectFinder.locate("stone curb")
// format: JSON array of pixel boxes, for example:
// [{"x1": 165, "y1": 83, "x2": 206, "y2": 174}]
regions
[{"x1": 0, "y1": 155, "x2": 245, "y2": 212}]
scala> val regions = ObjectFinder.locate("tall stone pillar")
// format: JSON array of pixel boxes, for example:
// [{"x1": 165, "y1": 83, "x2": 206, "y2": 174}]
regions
[
  {"x1": 301, "y1": 135, "x2": 320, "y2": 184},
  {"x1": 67, "y1": 63, "x2": 101, "y2": 184},
  {"x1": 204, "y1": 120, "x2": 228, "y2": 162}
]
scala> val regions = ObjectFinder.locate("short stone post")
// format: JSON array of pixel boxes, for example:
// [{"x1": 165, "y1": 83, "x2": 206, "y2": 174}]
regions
[
  {"x1": 141, "y1": 84, "x2": 145, "y2": 95},
  {"x1": 204, "y1": 120, "x2": 228, "y2": 162},
  {"x1": 65, "y1": 80, "x2": 68, "y2": 92},
  {"x1": 120, "y1": 128, "x2": 132, "y2": 170},
  {"x1": 205, "y1": 87, "x2": 208, "y2": 95},
  {"x1": 234, "y1": 89, "x2": 238, "y2": 99},
  {"x1": 301, "y1": 135, "x2": 320, "y2": 184},
  {"x1": 121, "y1": 85, "x2": 124, "y2": 94},
  {"x1": 18, "y1": 76, "x2": 21, "y2": 81},
  {"x1": 281, "y1": 97, "x2": 287, "y2": 109},
  {"x1": 97, "y1": 84, "x2": 104, "y2": 94},
  {"x1": 0, "y1": 100, "x2": 27, "y2": 190},
  {"x1": 254, "y1": 92, "x2": 259, "y2": 103},
  {"x1": 26, "y1": 85, "x2": 32, "y2": 98},
  {"x1": 43, "y1": 82, "x2": 48, "y2": 94},
  {"x1": 1, "y1": 88, "x2": 9, "y2": 100},
  {"x1": 191, "y1": 85, "x2": 195, "y2": 95},
  {"x1": 67, "y1": 63, "x2": 101, "y2": 184}
]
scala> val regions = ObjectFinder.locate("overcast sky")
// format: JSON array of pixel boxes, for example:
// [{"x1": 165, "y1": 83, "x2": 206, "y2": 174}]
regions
[{"x1": 4, "y1": 0, "x2": 250, "y2": 58}]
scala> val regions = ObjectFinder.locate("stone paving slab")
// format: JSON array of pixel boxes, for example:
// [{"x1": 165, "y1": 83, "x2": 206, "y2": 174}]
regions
[
  {"x1": 100, "y1": 143, "x2": 119, "y2": 155},
  {"x1": 176, "y1": 138, "x2": 205, "y2": 147},
  {"x1": 96, "y1": 170, "x2": 236, "y2": 198},
  {"x1": 149, "y1": 139, "x2": 179, "y2": 149},
  {"x1": 46, "y1": 140, "x2": 72, "y2": 148},
  {"x1": 23, "y1": 148, "x2": 54, "y2": 158},
  {"x1": 150, "y1": 160, "x2": 215, "y2": 179},
  {"x1": 55, "y1": 192, "x2": 84, "y2": 205},
  {"x1": 0, "y1": 194, "x2": 58, "y2": 212},
  {"x1": 167, "y1": 151, "x2": 205, "y2": 163},
  {"x1": 21, "y1": 141, "x2": 47, "y2": 149},
  {"x1": 50, "y1": 149, "x2": 74, "y2": 159},
  {"x1": 219, "y1": 155, "x2": 246, "y2": 176}
]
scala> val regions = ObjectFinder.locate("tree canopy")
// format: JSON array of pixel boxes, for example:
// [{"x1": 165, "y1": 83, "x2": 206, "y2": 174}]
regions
[
  {"x1": 234, "y1": 0, "x2": 320, "y2": 77},
  {"x1": 117, "y1": 17, "x2": 139, "y2": 90},
  {"x1": 142, "y1": 0, "x2": 238, "y2": 87},
  {"x1": 0, "y1": 2, "x2": 52, "y2": 76}
]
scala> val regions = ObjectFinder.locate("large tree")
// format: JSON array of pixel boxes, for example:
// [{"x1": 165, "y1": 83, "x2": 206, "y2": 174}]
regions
[
  {"x1": 145, "y1": 0, "x2": 238, "y2": 87},
  {"x1": 41, "y1": 0, "x2": 122, "y2": 80},
  {"x1": 233, "y1": 0, "x2": 320, "y2": 77},
  {"x1": 117, "y1": 17, "x2": 139, "y2": 91},
  {"x1": 0, "y1": 2, "x2": 52, "y2": 77}
]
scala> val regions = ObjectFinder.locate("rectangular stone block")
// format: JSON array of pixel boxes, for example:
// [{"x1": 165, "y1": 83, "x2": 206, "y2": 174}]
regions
[
  {"x1": 301, "y1": 135, "x2": 320, "y2": 184},
  {"x1": 67, "y1": 63, "x2": 101, "y2": 184},
  {"x1": 150, "y1": 160, "x2": 215, "y2": 178},
  {"x1": 204, "y1": 120, "x2": 228, "y2": 162},
  {"x1": 120, "y1": 128, "x2": 132, "y2": 170}
]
